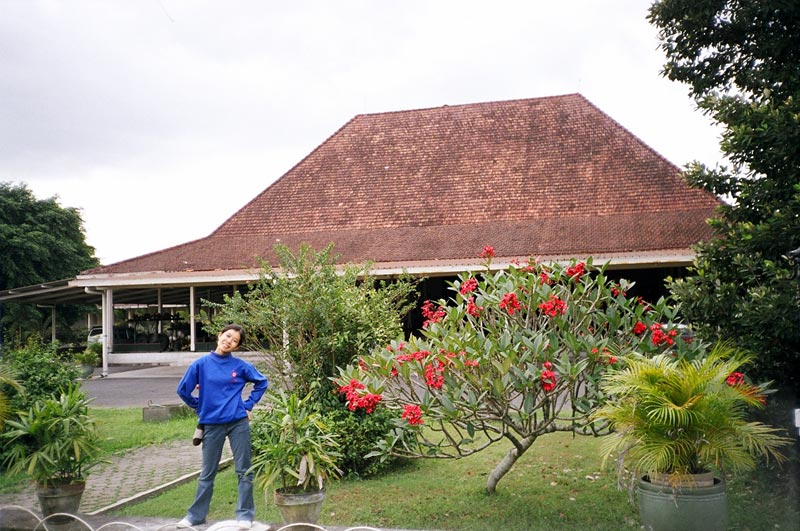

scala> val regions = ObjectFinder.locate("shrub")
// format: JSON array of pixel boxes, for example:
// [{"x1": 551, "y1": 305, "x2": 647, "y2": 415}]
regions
[
  {"x1": 1, "y1": 336, "x2": 80, "y2": 412},
  {"x1": 323, "y1": 403, "x2": 399, "y2": 478},
  {"x1": 0, "y1": 336, "x2": 80, "y2": 469}
]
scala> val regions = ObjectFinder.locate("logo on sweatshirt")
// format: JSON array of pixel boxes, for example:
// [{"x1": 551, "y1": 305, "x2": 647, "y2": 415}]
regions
[{"x1": 231, "y1": 370, "x2": 238, "y2": 382}]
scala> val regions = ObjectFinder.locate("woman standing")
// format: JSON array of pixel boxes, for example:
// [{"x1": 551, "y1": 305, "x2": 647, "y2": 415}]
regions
[{"x1": 176, "y1": 324, "x2": 268, "y2": 529}]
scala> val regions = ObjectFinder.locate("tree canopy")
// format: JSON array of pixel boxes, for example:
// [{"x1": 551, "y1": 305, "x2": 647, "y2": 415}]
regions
[
  {"x1": 336, "y1": 255, "x2": 713, "y2": 493},
  {"x1": 649, "y1": 0, "x2": 800, "y2": 391},
  {"x1": 0, "y1": 182, "x2": 98, "y2": 341}
]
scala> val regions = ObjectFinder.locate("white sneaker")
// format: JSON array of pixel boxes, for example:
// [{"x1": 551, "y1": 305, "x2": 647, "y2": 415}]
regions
[
  {"x1": 176, "y1": 518, "x2": 194, "y2": 528},
  {"x1": 237, "y1": 521, "x2": 252, "y2": 530}
]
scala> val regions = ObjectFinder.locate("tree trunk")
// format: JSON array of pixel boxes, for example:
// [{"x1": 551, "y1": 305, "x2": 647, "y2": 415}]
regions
[{"x1": 485, "y1": 435, "x2": 536, "y2": 494}]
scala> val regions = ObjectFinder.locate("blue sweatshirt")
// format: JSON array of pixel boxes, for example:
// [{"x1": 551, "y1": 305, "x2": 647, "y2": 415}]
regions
[{"x1": 177, "y1": 352, "x2": 269, "y2": 425}]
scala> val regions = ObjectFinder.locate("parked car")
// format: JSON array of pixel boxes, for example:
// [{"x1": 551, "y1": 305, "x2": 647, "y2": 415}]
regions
[
  {"x1": 87, "y1": 326, "x2": 103, "y2": 345},
  {"x1": 86, "y1": 326, "x2": 134, "y2": 345}
]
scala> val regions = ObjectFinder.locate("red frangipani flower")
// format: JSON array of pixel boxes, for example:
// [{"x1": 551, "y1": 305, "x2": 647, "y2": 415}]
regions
[
  {"x1": 499, "y1": 292, "x2": 522, "y2": 315},
  {"x1": 566, "y1": 262, "x2": 586, "y2": 281},
  {"x1": 538, "y1": 295, "x2": 567, "y2": 317},
  {"x1": 401, "y1": 404, "x2": 424, "y2": 425},
  {"x1": 541, "y1": 368, "x2": 557, "y2": 392},
  {"x1": 466, "y1": 297, "x2": 484, "y2": 317},
  {"x1": 421, "y1": 300, "x2": 446, "y2": 327},
  {"x1": 338, "y1": 379, "x2": 383, "y2": 413},
  {"x1": 460, "y1": 277, "x2": 478, "y2": 295}
]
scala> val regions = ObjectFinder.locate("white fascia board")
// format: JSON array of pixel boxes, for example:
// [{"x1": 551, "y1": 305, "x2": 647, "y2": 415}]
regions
[{"x1": 72, "y1": 269, "x2": 262, "y2": 289}]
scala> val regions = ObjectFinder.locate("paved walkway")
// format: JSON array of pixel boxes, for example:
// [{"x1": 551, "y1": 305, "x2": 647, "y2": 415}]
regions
[
  {"x1": 0, "y1": 439, "x2": 231, "y2": 515},
  {"x1": 0, "y1": 365, "x2": 428, "y2": 531}
]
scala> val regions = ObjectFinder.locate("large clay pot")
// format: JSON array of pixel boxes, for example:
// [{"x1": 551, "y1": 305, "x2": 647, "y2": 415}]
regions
[
  {"x1": 36, "y1": 481, "x2": 86, "y2": 523},
  {"x1": 273, "y1": 488, "x2": 325, "y2": 531},
  {"x1": 636, "y1": 475, "x2": 728, "y2": 531}
]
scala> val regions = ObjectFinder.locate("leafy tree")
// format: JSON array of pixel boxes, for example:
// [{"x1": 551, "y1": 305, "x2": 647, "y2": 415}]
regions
[
  {"x1": 207, "y1": 244, "x2": 418, "y2": 477},
  {"x1": 335, "y1": 254, "x2": 711, "y2": 493},
  {"x1": 207, "y1": 243, "x2": 418, "y2": 398},
  {"x1": 648, "y1": 1, "x2": 800, "y2": 391},
  {"x1": 0, "y1": 182, "x2": 99, "y2": 342}
]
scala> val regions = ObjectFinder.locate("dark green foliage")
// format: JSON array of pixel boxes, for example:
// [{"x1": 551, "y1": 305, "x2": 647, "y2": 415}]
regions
[
  {"x1": 0, "y1": 182, "x2": 99, "y2": 342},
  {"x1": 0, "y1": 336, "x2": 80, "y2": 413},
  {"x1": 0, "y1": 337, "x2": 82, "y2": 472},
  {"x1": 323, "y1": 402, "x2": 398, "y2": 478},
  {"x1": 649, "y1": 1, "x2": 800, "y2": 391}
]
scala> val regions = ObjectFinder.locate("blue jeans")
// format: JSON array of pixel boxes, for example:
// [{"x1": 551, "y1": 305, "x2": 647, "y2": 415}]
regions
[{"x1": 185, "y1": 417, "x2": 255, "y2": 524}]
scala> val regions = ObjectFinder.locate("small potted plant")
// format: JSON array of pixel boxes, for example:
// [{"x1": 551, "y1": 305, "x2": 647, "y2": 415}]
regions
[
  {"x1": 593, "y1": 342, "x2": 792, "y2": 531},
  {"x1": 74, "y1": 343, "x2": 101, "y2": 378},
  {"x1": 1, "y1": 385, "x2": 104, "y2": 519},
  {"x1": 249, "y1": 389, "x2": 342, "y2": 530}
]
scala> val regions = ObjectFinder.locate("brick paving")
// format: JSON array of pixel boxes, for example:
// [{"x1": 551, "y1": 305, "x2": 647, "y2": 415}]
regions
[{"x1": 0, "y1": 440, "x2": 232, "y2": 514}]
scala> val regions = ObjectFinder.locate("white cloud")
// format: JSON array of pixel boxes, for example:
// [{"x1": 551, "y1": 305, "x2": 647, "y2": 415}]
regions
[{"x1": 1, "y1": 0, "x2": 724, "y2": 265}]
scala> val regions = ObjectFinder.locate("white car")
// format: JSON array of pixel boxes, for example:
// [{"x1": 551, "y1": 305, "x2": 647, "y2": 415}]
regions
[{"x1": 87, "y1": 326, "x2": 103, "y2": 345}]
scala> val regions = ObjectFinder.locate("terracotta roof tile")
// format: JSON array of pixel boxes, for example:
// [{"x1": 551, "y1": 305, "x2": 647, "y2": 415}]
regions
[{"x1": 87, "y1": 94, "x2": 720, "y2": 275}]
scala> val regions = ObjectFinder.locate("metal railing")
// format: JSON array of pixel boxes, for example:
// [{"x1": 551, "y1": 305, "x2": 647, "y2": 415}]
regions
[{"x1": 0, "y1": 505, "x2": 383, "y2": 531}]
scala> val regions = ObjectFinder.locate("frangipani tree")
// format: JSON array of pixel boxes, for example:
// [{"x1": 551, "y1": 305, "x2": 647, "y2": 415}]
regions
[{"x1": 335, "y1": 248, "x2": 708, "y2": 493}]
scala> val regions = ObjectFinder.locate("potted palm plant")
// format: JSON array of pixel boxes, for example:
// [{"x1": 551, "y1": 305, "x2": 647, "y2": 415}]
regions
[
  {"x1": 1, "y1": 385, "x2": 104, "y2": 520},
  {"x1": 249, "y1": 389, "x2": 342, "y2": 531},
  {"x1": 593, "y1": 343, "x2": 792, "y2": 531}
]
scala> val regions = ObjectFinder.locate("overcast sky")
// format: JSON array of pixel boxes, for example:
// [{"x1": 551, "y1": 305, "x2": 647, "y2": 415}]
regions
[{"x1": 1, "y1": 0, "x2": 724, "y2": 266}]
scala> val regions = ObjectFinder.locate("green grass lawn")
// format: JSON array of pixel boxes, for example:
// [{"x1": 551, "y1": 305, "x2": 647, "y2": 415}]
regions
[
  {"x1": 2, "y1": 405, "x2": 796, "y2": 530},
  {"x1": 113, "y1": 428, "x2": 799, "y2": 531},
  {"x1": 91, "y1": 407, "x2": 197, "y2": 455}
]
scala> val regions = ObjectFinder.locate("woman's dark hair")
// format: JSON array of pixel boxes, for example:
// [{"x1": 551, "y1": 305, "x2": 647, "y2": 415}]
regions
[{"x1": 219, "y1": 323, "x2": 245, "y2": 345}]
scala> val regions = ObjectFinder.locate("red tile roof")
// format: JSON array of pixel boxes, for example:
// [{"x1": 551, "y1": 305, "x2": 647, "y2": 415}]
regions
[{"x1": 87, "y1": 94, "x2": 720, "y2": 275}]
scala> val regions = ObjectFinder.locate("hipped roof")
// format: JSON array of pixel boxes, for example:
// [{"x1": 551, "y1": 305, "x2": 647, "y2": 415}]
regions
[{"x1": 84, "y1": 93, "x2": 720, "y2": 277}]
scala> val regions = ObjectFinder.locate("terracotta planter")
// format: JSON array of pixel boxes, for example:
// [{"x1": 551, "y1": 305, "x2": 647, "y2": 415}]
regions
[
  {"x1": 637, "y1": 475, "x2": 727, "y2": 531},
  {"x1": 36, "y1": 481, "x2": 86, "y2": 523},
  {"x1": 273, "y1": 488, "x2": 325, "y2": 531}
]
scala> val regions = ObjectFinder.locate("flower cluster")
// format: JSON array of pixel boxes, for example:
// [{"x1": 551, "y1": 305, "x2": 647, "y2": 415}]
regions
[
  {"x1": 566, "y1": 262, "x2": 586, "y2": 281},
  {"x1": 338, "y1": 379, "x2": 383, "y2": 413},
  {"x1": 402, "y1": 404, "x2": 424, "y2": 425},
  {"x1": 424, "y1": 360, "x2": 446, "y2": 389},
  {"x1": 650, "y1": 323, "x2": 678, "y2": 347},
  {"x1": 460, "y1": 277, "x2": 478, "y2": 295},
  {"x1": 633, "y1": 321, "x2": 647, "y2": 336},
  {"x1": 466, "y1": 297, "x2": 484, "y2": 317},
  {"x1": 541, "y1": 361, "x2": 557, "y2": 392},
  {"x1": 499, "y1": 292, "x2": 522, "y2": 315},
  {"x1": 479, "y1": 245, "x2": 495, "y2": 259},
  {"x1": 421, "y1": 300, "x2": 446, "y2": 328},
  {"x1": 395, "y1": 349, "x2": 430, "y2": 363},
  {"x1": 538, "y1": 295, "x2": 567, "y2": 317}
]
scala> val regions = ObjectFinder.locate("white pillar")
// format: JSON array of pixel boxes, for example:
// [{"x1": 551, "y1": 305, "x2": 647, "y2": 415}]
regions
[
  {"x1": 105, "y1": 289, "x2": 114, "y2": 376},
  {"x1": 189, "y1": 286, "x2": 196, "y2": 352},
  {"x1": 157, "y1": 288, "x2": 163, "y2": 334},
  {"x1": 100, "y1": 290, "x2": 109, "y2": 377}
]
